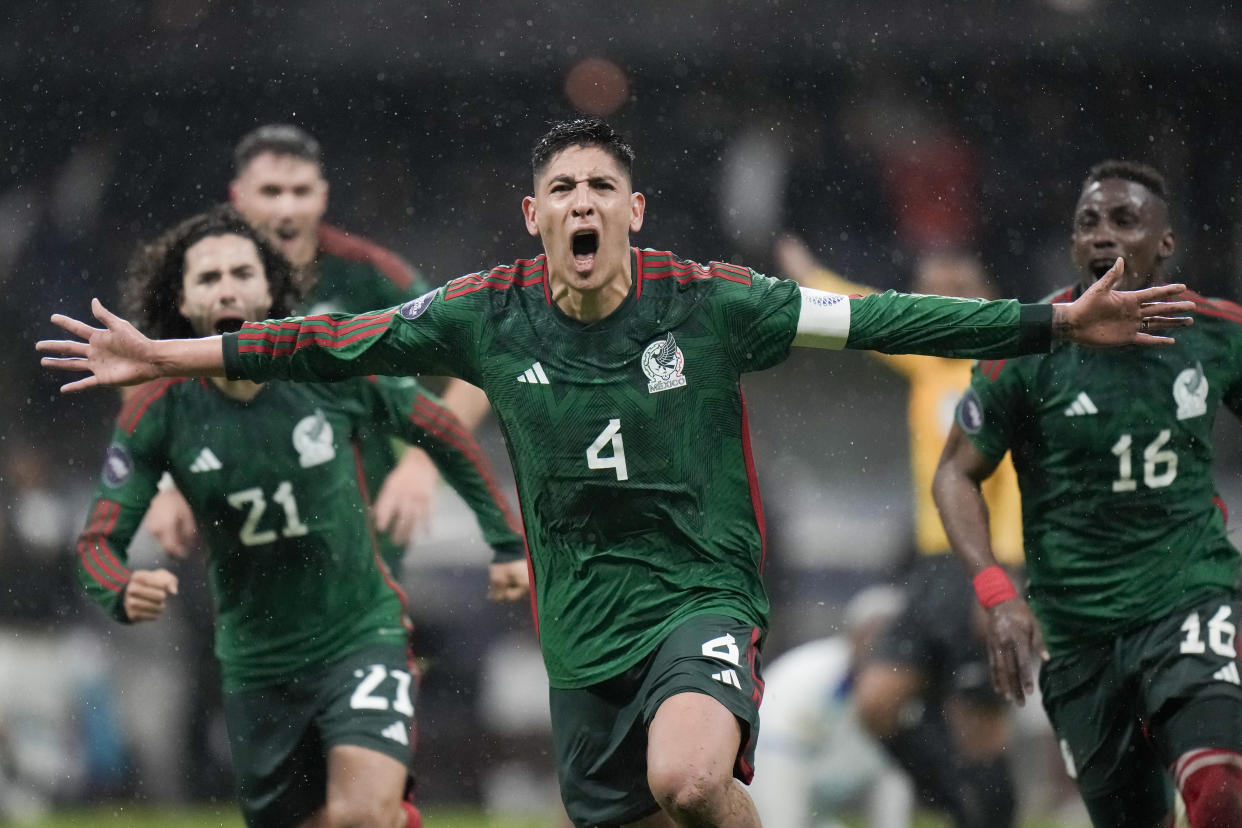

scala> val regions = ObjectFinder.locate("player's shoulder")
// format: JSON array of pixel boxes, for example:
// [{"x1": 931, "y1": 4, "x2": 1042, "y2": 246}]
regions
[
  {"x1": 317, "y1": 223, "x2": 418, "y2": 291},
  {"x1": 116, "y1": 378, "x2": 197, "y2": 433},
  {"x1": 440, "y1": 255, "x2": 550, "y2": 305},
  {"x1": 1184, "y1": 289, "x2": 1242, "y2": 328},
  {"x1": 635, "y1": 248, "x2": 755, "y2": 291}
]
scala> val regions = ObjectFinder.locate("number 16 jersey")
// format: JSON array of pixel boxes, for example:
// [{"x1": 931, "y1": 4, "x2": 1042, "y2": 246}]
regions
[{"x1": 959, "y1": 288, "x2": 1242, "y2": 652}]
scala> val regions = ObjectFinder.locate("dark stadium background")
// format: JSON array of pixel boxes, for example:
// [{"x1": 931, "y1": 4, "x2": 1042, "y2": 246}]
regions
[{"x1": 3, "y1": 1, "x2": 1241, "y2": 824}]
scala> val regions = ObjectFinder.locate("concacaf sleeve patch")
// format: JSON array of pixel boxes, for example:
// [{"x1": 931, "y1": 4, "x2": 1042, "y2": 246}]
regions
[
  {"x1": 398, "y1": 291, "x2": 436, "y2": 320},
  {"x1": 102, "y1": 443, "x2": 134, "y2": 487},
  {"x1": 956, "y1": 388, "x2": 985, "y2": 435}
]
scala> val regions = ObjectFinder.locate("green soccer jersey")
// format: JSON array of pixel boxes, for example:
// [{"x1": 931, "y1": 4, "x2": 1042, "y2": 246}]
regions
[
  {"x1": 224, "y1": 248, "x2": 1054, "y2": 687},
  {"x1": 77, "y1": 375, "x2": 522, "y2": 692},
  {"x1": 299, "y1": 223, "x2": 434, "y2": 573},
  {"x1": 959, "y1": 287, "x2": 1242, "y2": 652}
]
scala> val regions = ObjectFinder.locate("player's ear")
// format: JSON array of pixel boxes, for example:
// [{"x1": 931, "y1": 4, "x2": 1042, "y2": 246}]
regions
[
  {"x1": 1158, "y1": 229, "x2": 1175, "y2": 263},
  {"x1": 522, "y1": 195, "x2": 539, "y2": 237},
  {"x1": 630, "y1": 192, "x2": 645, "y2": 234},
  {"x1": 228, "y1": 180, "x2": 240, "y2": 206}
]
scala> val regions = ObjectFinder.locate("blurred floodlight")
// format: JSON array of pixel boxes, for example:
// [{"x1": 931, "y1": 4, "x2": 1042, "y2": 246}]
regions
[{"x1": 564, "y1": 57, "x2": 630, "y2": 116}]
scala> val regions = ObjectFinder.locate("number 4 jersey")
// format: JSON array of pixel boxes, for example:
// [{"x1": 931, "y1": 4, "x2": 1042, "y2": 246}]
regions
[
  {"x1": 224, "y1": 247, "x2": 1055, "y2": 688},
  {"x1": 77, "y1": 375, "x2": 523, "y2": 692},
  {"x1": 959, "y1": 288, "x2": 1242, "y2": 652}
]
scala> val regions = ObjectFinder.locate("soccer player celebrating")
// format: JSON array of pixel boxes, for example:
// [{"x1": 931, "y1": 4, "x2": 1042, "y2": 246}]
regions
[
  {"x1": 933, "y1": 160, "x2": 1242, "y2": 828},
  {"x1": 142, "y1": 124, "x2": 494, "y2": 579},
  {"x1": 42, "y1": 120, "x2": 1193, "y2": 828},
  {"x1": 74, "y1": 206, "x2": 526, "y2": 828}
]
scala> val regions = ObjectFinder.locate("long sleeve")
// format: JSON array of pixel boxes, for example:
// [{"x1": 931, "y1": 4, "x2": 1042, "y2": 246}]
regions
[
  {"x1": 77, "y1": 381, "x2": 171, "y2": 622},
  {"x1": 224, "y1": 288, "x2": 480, "y2": 385},
  {"x1": 846, "y1": 291, "x2": 1052, "y2": 358}
]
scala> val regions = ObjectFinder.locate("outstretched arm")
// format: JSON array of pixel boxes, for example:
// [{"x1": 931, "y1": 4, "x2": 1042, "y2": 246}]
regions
[
  {"x1": 933, "y1": 425, "x2": 1047, "y2": 706},
  {"x1": 795, "y1": 257, "x2": 1192, "y2": 355},
  {"x1": 38, "y1": 299, "x2": 224, "y2": 392}
]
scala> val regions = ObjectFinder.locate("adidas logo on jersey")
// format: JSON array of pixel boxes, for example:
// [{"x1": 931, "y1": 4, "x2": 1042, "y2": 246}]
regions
[
  {"x1": 189, "y1": 447, "x2": 222, "y2": 473},
  {"x1": 381, "y1": 721, "x2": 409, "y2": 745},
  {"x1": 1063, "y1": 392, "x2": 1098, "y2": 417},
  {"x1": 516, "y1": 362, "x2": 550, "y2": 385},
  {"x1": 711, "y1": 669, "x2": 741, "y2": 689},
  {"x1": 1214, "y1": 663, "x2": 1241, "y2": 685}
]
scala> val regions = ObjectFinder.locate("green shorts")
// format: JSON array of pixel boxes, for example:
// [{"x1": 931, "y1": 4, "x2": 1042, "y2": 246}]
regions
[
  {"x1": 549, "y1": 614, "x2": 765, "y2": 827},
  {"x1": 222, "y1": 644, "x2": 417, "y2": 827},
  {"x1": 1040, "y1": 593, "x2": 1242, "y2": 827}
]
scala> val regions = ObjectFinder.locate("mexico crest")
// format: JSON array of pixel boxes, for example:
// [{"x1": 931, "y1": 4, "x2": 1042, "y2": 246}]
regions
[{"x1": 641, "y1": 334, "x2": 688, "y2": 394}]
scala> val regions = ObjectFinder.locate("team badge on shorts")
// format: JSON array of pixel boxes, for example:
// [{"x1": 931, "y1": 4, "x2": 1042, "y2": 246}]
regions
[
  {"x1": 398, "y1": 291, "x2": 435, "y2": 321},
  {"x1": 641, "y1": 334, "x2": 687, "y2": 394},
  {"x1": 957, "y1": 388, "x2": 985, "y2": 434}
]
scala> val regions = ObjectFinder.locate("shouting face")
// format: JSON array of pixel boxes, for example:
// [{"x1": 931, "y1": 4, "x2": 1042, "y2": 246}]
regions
[
  {"x1": 179, "y1": 233, "x2": 274, "y2": 337},
  {"x1": 522, "y1": 144, "x2": 645, "y2": 304},
  {"x1": 1071, "y1": 177, "x2": 1174, "y2": 291}
]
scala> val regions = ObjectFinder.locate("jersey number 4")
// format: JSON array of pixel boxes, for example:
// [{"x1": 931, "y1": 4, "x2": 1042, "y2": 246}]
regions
[
  {"x1": 226, "y1": 481, "x2": 310, "y2": 546},
  {"x1": 586, "y1": 419, "x2": 629, "y2": 481}
]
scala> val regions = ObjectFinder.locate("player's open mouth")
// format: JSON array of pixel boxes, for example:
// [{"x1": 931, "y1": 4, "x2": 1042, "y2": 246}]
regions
[
  {"x1": 215, "y1": 318, "x2": 245, "y2": 334},
  {"x1": 1089, "y1": 258, "x2": 1117, "y2": 278},
  {"x1": 572, "y1": 230, "x2": 598, "y2": 268},
  {"x1": 275, "y1": 226, "x2": 299, "y2": 242}
]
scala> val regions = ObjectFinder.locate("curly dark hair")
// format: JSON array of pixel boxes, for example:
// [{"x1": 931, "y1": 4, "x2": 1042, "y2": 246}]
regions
[
  {"x1": 1084, "y1": 159, "x2": 1168, "y2": 202},
  {"x1": 530, "y1": 116, "x2": 634, "y2": 185},
  {"x1": 121, "y1": 204, "x2": 298, "y2": 339}
]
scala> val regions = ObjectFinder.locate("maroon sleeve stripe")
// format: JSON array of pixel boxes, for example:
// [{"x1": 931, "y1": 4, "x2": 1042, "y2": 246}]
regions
[
  {"x1": 445, "y1": 259, "x2": 548, "y2": 300},
  {"x1": 318, "y1": 223, "x2": 417, "y2": 290},
  {"x1": 1187, "y1": 290, "x2": 1242, "y2": 325},
  {"x1": 237, "y1": 316, "x2": 392, "y2": 356},
  {"x1": 78, "y1": 500, "x2": 129, "y2": 592},
  {"x1": 119, "y1": 379, "x2": 180, "y2": 435},
  {"x1": 410, "y1": 396, "x2": 522, "y2": 532},
  {"x1": 710, "y1": 261, "x2": 755, "y2": 283}
]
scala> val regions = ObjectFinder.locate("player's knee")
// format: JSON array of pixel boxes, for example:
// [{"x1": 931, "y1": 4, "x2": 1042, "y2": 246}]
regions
[
  {"x1": 1178, "y1": 752, "x2": 1242, "y2": 828},
  {"x1": 647, "y1": 761, "x2": 729, "y2": 821}
]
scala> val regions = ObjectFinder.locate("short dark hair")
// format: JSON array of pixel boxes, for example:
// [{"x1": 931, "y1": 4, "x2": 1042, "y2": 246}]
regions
[
  {"x1": 121, "y1": 204, "x2": 298, "y2": 339},
  {"x1": 233, "y1": 124, "x2": 322, "y2": 176},
  {"x1": 1084, "y1": 159, "x2": 1168, "y2": 202},
  {"x1": 530, "y1": 117, "x2": 635, "y2": 184}
]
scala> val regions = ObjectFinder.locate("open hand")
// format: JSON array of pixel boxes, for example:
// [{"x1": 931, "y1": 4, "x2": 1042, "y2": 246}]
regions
[
  {"x1": 37, "y1": 299, "x2": 162, "y2": 392},
  {"x1": 1058, "y1": 258, "x2": 1194, "y2": 346}
]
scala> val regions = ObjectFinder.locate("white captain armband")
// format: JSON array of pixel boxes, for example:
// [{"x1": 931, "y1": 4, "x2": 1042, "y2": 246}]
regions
[{"x1": 791, "y1": 287, "x2": 851, "y2": 350}]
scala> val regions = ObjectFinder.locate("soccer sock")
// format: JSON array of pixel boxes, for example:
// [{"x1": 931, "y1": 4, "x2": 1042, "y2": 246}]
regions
[
  {"x1": 401, "y1": 800, "x2": 423, "y2": 828},
  {"x1": 1176, "y1": 749, "x2": 1242, "y2": 828},
  {"x1": 881, "y1": 706, "x2": 1015, "y2": 828}
]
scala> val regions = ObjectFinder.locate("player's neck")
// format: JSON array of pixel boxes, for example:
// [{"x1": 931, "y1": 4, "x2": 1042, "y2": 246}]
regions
[
  {"x1": 210, "y1": 376, "x2": 265, "y2": 401},
  {"x1": 549, "y1": 265, "x2": 632, "y2": 323}
]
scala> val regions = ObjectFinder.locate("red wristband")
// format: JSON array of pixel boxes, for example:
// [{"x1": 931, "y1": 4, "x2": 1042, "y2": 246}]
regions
[{"x1": 973, "y1": 565, "x2": 1018, "y2": 608}]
